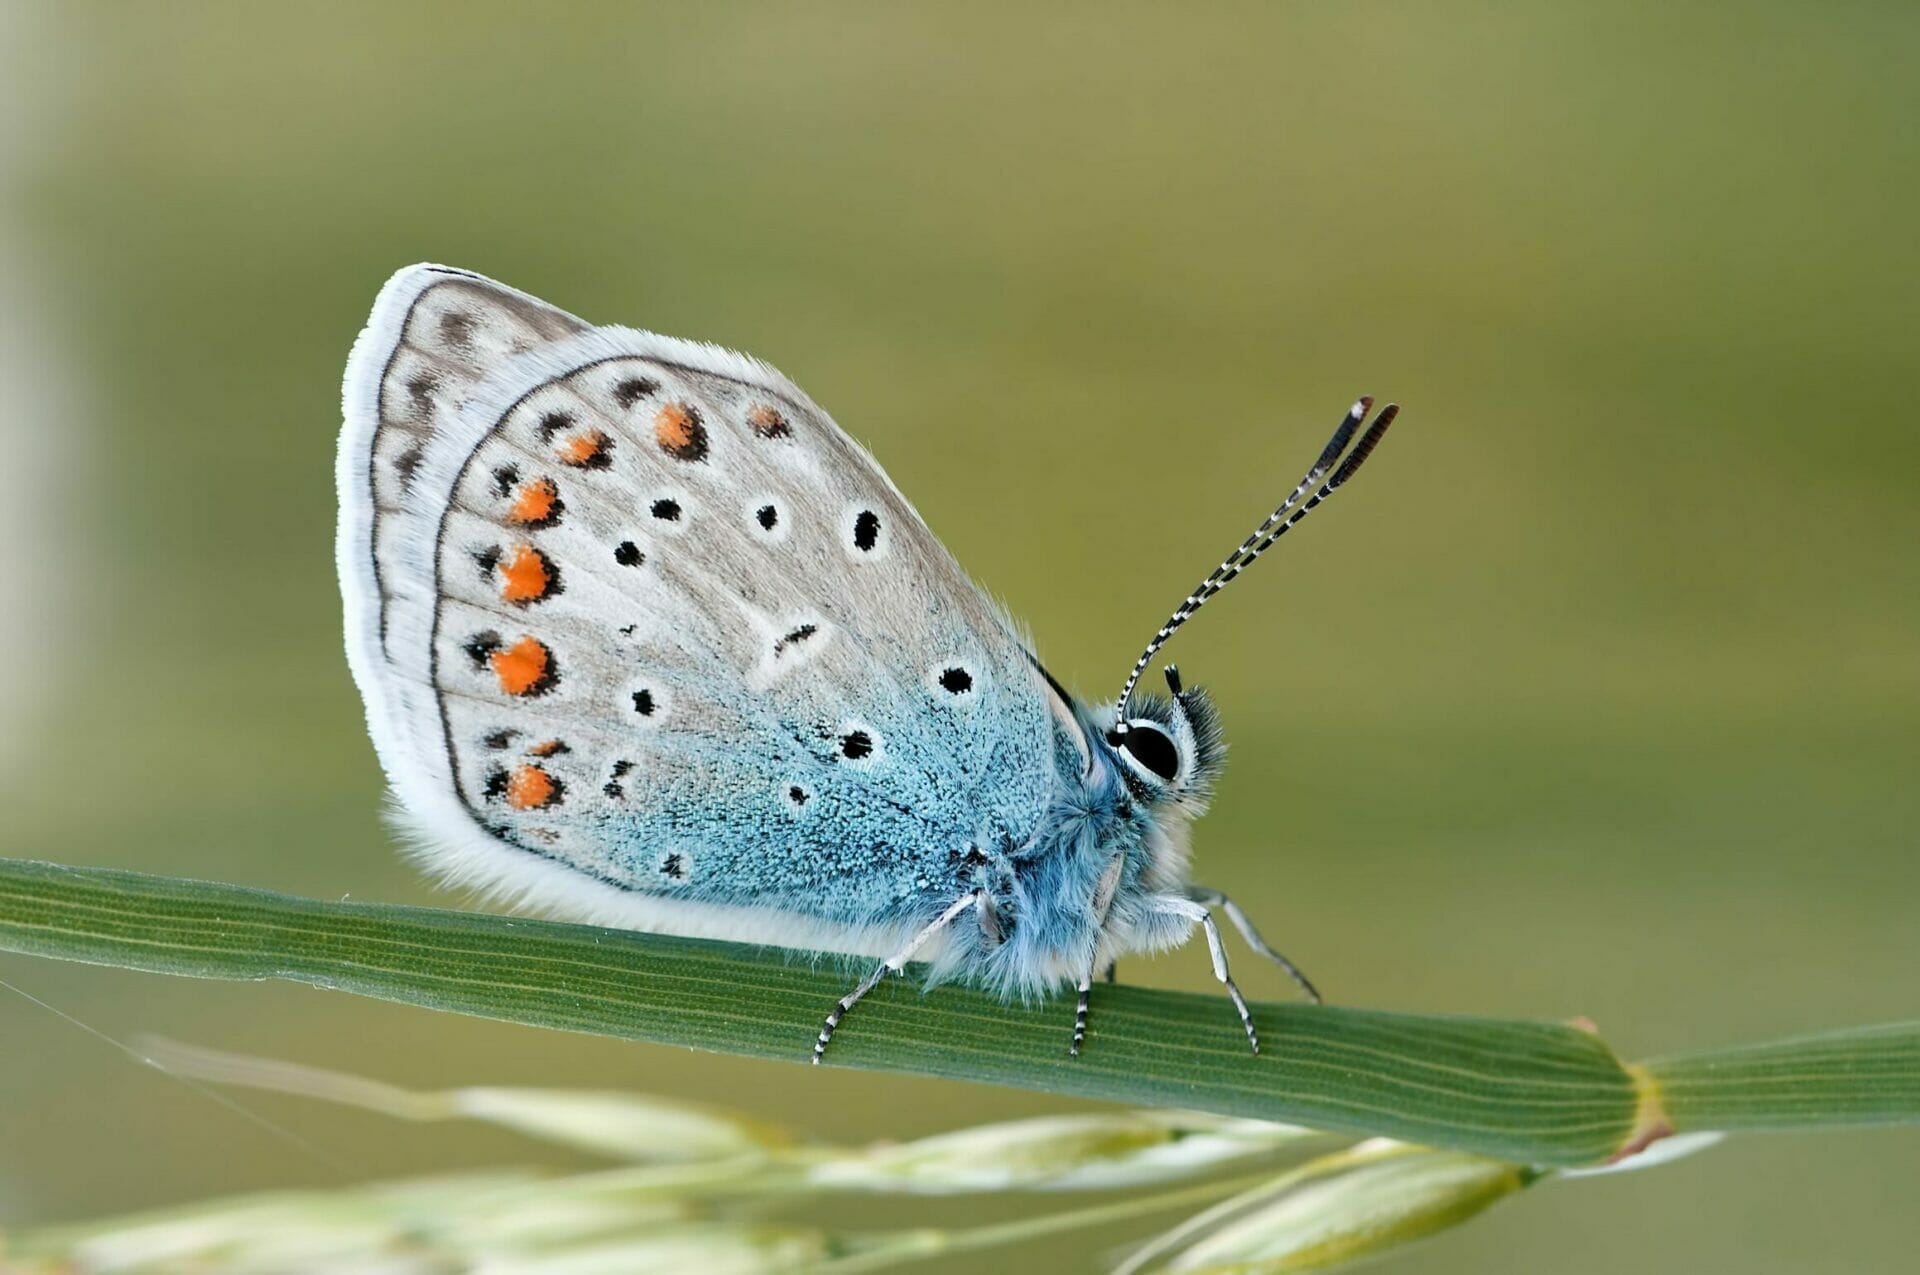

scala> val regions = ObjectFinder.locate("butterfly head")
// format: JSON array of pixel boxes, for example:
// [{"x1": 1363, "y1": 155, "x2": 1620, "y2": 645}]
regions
[{"x1": 1104, "y1": 665, "x2": 1223, "y2": 814}]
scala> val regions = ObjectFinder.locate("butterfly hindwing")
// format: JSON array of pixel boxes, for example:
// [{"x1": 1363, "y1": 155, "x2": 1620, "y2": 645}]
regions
[{"x1": 339, "y1": 265, "x2": 1067, "y2": 955}]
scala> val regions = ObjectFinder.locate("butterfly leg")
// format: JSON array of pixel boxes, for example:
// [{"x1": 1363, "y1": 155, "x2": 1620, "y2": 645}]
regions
[
  {"x1": 812, "y1": 892, "x2": 980, "y2": 1065},
  {"x1": 1199, "y1": 909, "x2": 1259, "y2": 1055},
  {"x1": 1187, "y1": 886, "x2": 1322, "y2": 1004},
  {"x1": 1069, "y1": 968, "x2": 1095, "y2": 1058},
  {"x1": 1159, "y1": 896, "x2": 1260, "y2": 1055},
  {"x1": 1066, "y1": 958, "x2": 1117, "y2": 1057}
]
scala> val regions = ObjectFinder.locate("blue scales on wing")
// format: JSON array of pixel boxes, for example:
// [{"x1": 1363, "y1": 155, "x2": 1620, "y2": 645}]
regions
[{"x1": 338, "y1": 266, "x2": 1079, "y2": 958}]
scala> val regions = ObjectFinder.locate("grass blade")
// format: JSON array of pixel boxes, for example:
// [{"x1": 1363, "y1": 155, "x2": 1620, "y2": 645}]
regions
[
  {"x1": 3, "y1": 856, "x2": 1915, "y2": 1168},
  {"x1": 1643, "y1": 1023, "x2": 1920, "y2": 1133}
]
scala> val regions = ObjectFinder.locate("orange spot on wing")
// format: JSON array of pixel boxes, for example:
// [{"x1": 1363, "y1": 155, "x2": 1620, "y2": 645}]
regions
[
  {"x1": 498, "y1": 544, "x2": 553, "y2": 604},
  {"x1": 489, "y1": 636, "x2": 552, "y2": 696},
  {"x1": 529, "y1": 738, "x2": 566, "y2": 757},
  {"x1": 557, "y1": 429, "x2": 611, "y2": 467},
  {"x1": 746, "y1": 403, "x2": 791, "y2": 438},
  {"x1": 506, "y1": 764, "x2": 559, "y2": 810},
  {"x1": 507, "y1": 477, "x2": 559, "y2": 525},
  {"x1": 655, "y1": 403, "x2": 695, "y2": 448},
  {"x1": 652, "y1": 402, "x2": 709, "y2": 461}
]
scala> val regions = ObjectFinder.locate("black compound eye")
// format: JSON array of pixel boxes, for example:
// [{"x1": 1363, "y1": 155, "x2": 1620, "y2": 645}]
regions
[{"x1": 1115, "y1": 721, "x2": 1180, "y2": 782}]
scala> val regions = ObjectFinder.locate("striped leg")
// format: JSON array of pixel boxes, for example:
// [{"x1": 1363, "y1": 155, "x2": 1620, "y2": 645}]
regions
[
  {"x1": 1069, "y1": 972, "x2": 1094, "y2": 1057},
  {"x1": 1068, "y1": 944, "x2": 1121, "y2": 1056},
  {"x1": 812, "y1": 892, "x2": 979, "y2": 1065},
  {"x1": 1188, "y1": 886, "x2": 1322, "y2": 1004}
]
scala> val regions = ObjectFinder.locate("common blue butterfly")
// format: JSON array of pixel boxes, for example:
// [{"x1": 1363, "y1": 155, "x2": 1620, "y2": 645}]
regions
[{"x1": 337, "y1": 265, "x2": 1396, "y2": 1062}]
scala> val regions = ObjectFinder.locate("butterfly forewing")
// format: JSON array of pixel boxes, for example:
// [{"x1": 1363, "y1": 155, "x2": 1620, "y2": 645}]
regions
[{"x1": 340, "y1": 266, "x2": 1064, "y2": 951}]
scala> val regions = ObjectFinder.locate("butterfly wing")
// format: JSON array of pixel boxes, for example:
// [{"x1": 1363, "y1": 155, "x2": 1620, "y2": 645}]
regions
[{"x1": 339, "y1": 265, "x2": 1080, "y2": 957}]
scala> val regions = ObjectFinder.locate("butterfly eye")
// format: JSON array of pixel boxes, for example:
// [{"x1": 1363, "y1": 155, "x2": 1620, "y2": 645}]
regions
[{"x1": 1110, "y1": 720, "x2": 1181, "y2": 783}]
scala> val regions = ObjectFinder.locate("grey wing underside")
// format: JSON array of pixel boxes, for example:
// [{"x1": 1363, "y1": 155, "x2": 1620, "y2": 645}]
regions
[{"x1": 338, "y1": 265, "x2": 1078, "y2": 955}]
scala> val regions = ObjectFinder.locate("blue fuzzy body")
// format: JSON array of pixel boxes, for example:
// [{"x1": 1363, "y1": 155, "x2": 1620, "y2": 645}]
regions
[{"x1": 592, "y1": 677, "x2": 1215, "y2": 1001}]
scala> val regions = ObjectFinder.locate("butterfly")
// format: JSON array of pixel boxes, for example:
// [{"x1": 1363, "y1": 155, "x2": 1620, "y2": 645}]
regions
[{"x1": 337, "y1": 264, "x2": 1396, "y2": 1063}]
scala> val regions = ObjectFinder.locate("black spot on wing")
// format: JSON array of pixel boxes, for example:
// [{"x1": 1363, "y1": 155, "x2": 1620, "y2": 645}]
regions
[
  {"x1": 462, "y1": 631, "x2": 503, "y2": 669},
  {"x1": 393, "y1": 445, "x2": 426, "y2": 489},
  {"x1": 773, "y1": 623, "x2": 817, "y2": 657},
  {"x1": 613, "y1": 376, "x2": 659, "y2": 409},
  {"x1": 405, "y1": 373, "x2": 438, "y2": 419},
  {"x1": 439, "y1": 310, "x2": 476, "y2": 349}
]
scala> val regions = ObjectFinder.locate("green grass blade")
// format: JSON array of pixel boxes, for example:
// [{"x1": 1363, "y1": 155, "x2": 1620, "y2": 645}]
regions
[
  {"x1": 1643, "y1": 1023, "x2": 1920, "y2": 1134},
  {"x1": 0, "y1": 856, "x2": 1638, "y2": 1166},
  {"x1": 4, "y1": 857, "x2": 1915, "y2": 1167}
]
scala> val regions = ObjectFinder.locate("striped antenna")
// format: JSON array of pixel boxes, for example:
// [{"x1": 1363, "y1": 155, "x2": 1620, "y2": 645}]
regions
[{"x1": 1112, "y1": 398, "x2": 1400, "y2": 729}]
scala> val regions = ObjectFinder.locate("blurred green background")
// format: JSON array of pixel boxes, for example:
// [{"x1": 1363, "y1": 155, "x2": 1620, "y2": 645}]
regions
[{"x1": 2, "y1": 2, "x2": 1916, "y2": 1270}]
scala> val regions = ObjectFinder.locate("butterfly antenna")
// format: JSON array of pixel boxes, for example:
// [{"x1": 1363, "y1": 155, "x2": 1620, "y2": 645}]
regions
[{"x1": 1113, "y1": 398, "x2": 1399, "y2": 728}]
